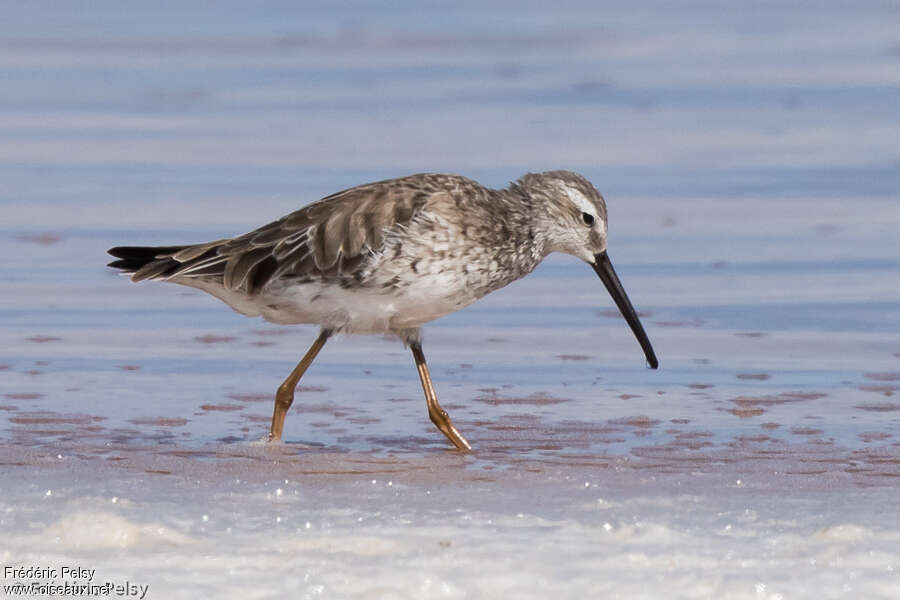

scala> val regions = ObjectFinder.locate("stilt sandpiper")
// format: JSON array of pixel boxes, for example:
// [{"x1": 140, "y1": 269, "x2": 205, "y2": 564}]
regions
[{"x1": 108, "y1": 171, "x2": 658, "y2": 450}]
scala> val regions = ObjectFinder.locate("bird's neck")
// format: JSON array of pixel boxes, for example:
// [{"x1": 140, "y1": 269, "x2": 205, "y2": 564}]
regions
[{"x1": 493, "y1": 186, "x2": 553, "y2": 265}]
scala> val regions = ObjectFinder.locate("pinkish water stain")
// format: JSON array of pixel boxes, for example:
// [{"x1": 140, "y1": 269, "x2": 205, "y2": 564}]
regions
[
  {"x1": 4, "y1": 393, "x2": 44, "y2": 400},
  {"x1": 859, "y1": 384, "x2": 898, "y2": 396},
  {"x1": 199, "y1": 404, "x2": 244, "y2": 412},
  {"x1": 608, "y1": 415, "x2": 661, "y2": 428},
  {"x1": 557, "y1": 354, "x2": 591, "y2": 361},
  {"x1": 730, "y1": 406, "x2": 765, "y2": 418},
  {"x1": 129, "y1": 417, "x2": 190, "y2": 427},
  {"x1": 251, "y1": 329, "x2": 293, "y2": 336},
  {"x1": 737, "y1": 373, "x2": 771, "y2": 381},
  {"x1": 859, "y1": 431, "x2": 892, "y2": 442},
  {"x1": 474, "y1": 391, "x2": 570, "y2": 406},
  {"x1": 654, "y1": 319, "x2": 705, "y2": 328},
  {"x1": 791, "y1": 427, "x2": 825, "y2": 436},
  {"x1": 15, "y1": 233, "x2": 62, "y2": 245},
  {"x1": 855, "y1": 403, "x2": 900, "y2": 412},
  {"x1": 9, "y1": 411, "x2": 106, "y2": 425},
  {"x1": 194, "y1": 334, "x2": 238, "y2": 344},
  {"x1": 227, "y1": 393, "x2": 270, "y2": 403},
  {"x1": 864, "y1": 372, "x2": 900, "y2": 381}
]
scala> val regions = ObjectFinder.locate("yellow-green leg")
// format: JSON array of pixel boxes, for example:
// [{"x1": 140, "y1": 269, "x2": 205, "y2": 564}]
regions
[
  {"x1": 410, "y1": 341, "x2": 471, "y2": 450},
  {"x1": 268, "y1": 329, "x2": 331, "y2": 441}
]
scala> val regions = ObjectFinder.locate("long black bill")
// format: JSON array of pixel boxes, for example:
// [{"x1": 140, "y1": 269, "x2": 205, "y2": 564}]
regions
[{"x1": 592, "y1": 251, "x2": 658, "y2": 369}]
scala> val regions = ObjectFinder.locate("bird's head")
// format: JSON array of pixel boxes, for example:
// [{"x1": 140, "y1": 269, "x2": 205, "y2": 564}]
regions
[
  {"x1": 516, "y1": 170, "x2": 658, "y2": 370},
  {"x1": 517, "y1": 170, "x2": 609, "y2": 263}
]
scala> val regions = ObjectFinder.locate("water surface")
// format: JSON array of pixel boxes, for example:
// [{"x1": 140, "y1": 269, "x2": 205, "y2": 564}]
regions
[{"x1": 2, "y1": 2, "x2": 899, "y2": 598}]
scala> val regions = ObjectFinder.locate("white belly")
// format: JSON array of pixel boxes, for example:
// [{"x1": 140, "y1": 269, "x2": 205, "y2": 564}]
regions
[{"x1": 257, "y1": 274, "x2": 476, "y2": 333}]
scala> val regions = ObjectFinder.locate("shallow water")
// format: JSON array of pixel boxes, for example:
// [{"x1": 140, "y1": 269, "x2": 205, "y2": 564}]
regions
[{"x1": 2, "y1": 1, "x2": 900, "y2": 598}]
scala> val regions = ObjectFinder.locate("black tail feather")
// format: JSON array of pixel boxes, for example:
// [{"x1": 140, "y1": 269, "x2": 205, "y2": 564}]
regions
[
  {"x1": 107, "y1": 245, "x2": 187, "y2": 275},
  {"x1": 107, "y1": 243, "x2": 269, "y2": 293}
]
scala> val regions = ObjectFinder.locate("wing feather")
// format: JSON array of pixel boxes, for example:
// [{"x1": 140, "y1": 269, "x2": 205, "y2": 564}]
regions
[
  {"x1": 151, "y1": 173, "x2": 480, "y2": 294},
  {"x1": 172, "y1": 241, "x2": 225, "y2": 262},
  {"x1": 224, "y1": 246, "x2": 272, "y2": 291}
]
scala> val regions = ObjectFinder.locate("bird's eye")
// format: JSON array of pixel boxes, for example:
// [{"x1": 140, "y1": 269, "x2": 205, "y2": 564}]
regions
[{"x1": 581, "y1": 212, "x2": 595, "y2": 226}]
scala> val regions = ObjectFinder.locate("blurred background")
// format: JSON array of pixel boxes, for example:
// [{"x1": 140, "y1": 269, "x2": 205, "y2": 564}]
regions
[{"x1": 2, "y1": 2, "x2": 900, "y2": 597}]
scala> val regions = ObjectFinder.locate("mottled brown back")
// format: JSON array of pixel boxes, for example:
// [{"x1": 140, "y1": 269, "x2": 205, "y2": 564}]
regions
[{"x1": 110, "y1": 173, "x2": 485, "y2": 295}]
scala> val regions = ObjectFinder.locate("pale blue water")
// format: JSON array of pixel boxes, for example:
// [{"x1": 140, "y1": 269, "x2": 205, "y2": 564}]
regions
[{"x1": 2, "y1": 2, "x2": 900, "y2": 598}]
